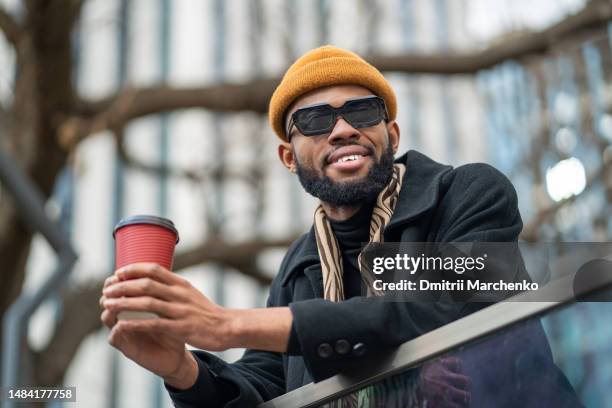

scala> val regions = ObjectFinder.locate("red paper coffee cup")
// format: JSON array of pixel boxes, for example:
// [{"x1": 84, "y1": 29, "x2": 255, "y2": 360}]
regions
[
  {"x1": 113, "y1": 215, "x2": 179, "y2": 270},
  {"x1": 112, "y1": 215, "x2": 179, "y2": 321}
]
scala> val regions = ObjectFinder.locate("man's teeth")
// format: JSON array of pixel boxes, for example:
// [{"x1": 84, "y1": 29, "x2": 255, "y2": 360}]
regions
[{"x1": 336, "y1": 154, "x2": 363, "y2": 163}]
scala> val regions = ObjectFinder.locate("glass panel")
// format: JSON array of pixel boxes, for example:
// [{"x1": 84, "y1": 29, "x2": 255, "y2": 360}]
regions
[{"x1": 318, "y1": 302, "x2": 612, "y2": 407}]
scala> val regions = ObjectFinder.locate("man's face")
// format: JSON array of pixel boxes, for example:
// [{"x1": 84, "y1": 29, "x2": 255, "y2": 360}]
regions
[{"x1": 279, "y1": 85, "x2": 400, "y2": 206}]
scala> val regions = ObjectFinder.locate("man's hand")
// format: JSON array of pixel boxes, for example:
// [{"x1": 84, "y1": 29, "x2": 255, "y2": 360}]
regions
[
  {"x1": 101, "y1": 263, "x2": 233, "y2": 350},
  {"x1": 100, "y1": 268, "x2": 200, "y2": 389},
  {"x1": 417, "y1": 357, "x2": 471, "y2": 408},
  {"x1": 100, "y1": 263, "x2": 292, "y2": 387}
]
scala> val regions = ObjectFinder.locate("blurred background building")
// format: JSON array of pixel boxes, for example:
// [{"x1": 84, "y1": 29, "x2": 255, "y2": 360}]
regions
[{"x1": 0, "y1": 0, "x2": 611, "y2": 407}]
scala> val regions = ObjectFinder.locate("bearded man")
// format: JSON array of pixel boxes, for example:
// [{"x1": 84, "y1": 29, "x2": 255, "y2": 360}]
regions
[{"x1": 100, "y1": 46, "x2": 532, "y2": 407}]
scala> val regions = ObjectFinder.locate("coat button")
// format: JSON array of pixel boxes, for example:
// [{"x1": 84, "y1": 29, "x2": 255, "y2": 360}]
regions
[
  {"x1": 353, "y1": 342, "x2": 367, "y2": 357},
  {"x1": 317, "y1": 343, "x2": 334, "y2": 359},
  {"x1": 334, "y1": 339, "x2": 351, "y2": 355}
]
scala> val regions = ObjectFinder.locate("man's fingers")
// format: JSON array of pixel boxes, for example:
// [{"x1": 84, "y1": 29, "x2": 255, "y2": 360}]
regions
[
  {"x1": 101, "y1": 309, "x2": 118, "y2": 329},
  {"x1": 423, "y1": 371, "x2": 471, "y2": 391},
  {"x1": 103, "y1": 296, "x2": 185, "y2": 319},
  {"x1": 107, "y1": 318, "x2": 184, "y2": 348},
  {"x1": 103, "y1": 277, "x2": 183, "y2": 302},
  {"x1": 115, "y1": 263, "x2": 187, "y2": 287},
  {"x1": 104, "y1": 275, "x2": 119, "y2": 289},
  {"x1": 113, "y1": 317, "x2": 181, "y2": 334},
  {"x1": 104, "y1": 310, "x2": 181, "y2": 339},
  {"x1": 441, "y1": 372, "x2": 471, "y2": 390},
  {"x1": 439, "y1": 356, "x2": 463, "y2": 372},
  {"x1": 108, "y1": 322, "x2": 130, "y2": 350}
]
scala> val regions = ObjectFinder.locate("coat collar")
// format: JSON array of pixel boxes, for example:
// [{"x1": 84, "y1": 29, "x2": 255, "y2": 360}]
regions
[
  {"x1": 280, "y1": 150, "x2": 453, "y2": 287},
  {"x1": 385, "y1": 150, "x2": 453, "y2": 233}
]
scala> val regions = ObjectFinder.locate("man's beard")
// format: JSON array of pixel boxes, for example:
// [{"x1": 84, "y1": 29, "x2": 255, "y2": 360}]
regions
[{"x1": 295, "y1": 143, "x2": 395, "y2": 206}]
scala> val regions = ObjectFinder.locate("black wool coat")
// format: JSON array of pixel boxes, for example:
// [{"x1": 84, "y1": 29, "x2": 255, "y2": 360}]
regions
[{"x1": 167, "y1": 150, "x2": 527, "y2": 407}]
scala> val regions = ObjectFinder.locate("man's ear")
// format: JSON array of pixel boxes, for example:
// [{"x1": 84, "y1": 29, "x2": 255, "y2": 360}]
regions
[
  {"x1": 387, "y1": 120, "x2": 400, "y2": 154},
  {"x1": 278, "y1": 142, "x2": 297, "y2": 173}
]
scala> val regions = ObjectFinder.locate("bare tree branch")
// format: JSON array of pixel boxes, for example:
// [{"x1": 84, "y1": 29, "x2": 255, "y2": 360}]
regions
[
  {"x1": 110, "y1": 124, "x2": 205, "y2": 182},
  {"x1": 174, "y1": 236, "x2": 299, "y2": 285},
  {"x1": 60, "y1": 80, "x2": 278, "y2": 150},
  {"x1": 108, "y1": 126, "x2": 263, "y2": 185},
  {"x1": 0, "y1": 5, "x2": 21, "y2": 46}
]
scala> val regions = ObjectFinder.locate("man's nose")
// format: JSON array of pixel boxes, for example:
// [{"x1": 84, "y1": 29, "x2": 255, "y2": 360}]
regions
[{"x1": 327, "y1": 117, "x2": 359, "y2": 144}]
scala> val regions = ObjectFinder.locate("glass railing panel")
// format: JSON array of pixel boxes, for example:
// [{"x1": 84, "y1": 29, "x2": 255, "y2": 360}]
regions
[{"x1": 318, "y1": 301, "x2": 612, "y2": 408}]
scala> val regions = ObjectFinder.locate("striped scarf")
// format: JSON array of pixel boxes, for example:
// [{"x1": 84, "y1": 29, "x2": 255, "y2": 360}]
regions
[{"x1": 313, "y1": 163, "x2": 406, "y2": 301}]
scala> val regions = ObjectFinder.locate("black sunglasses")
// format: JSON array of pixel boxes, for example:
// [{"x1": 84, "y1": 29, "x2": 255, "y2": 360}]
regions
[{"x1": 286, "y1": 95, "x2": 388, "y2": 139}]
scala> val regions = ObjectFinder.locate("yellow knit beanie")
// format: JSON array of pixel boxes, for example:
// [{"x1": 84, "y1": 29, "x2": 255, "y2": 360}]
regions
[{"x1": 269, "y1": 45, "x2": 397, "y2": 142}]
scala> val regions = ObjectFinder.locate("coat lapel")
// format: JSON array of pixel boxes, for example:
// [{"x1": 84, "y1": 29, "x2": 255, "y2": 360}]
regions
[
  {"x1": 303, "y1": 264, "x2": 324, "y2": 298},
  {"x1": 281, "y1": 226, "x2": 320, "y2": 287}
]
